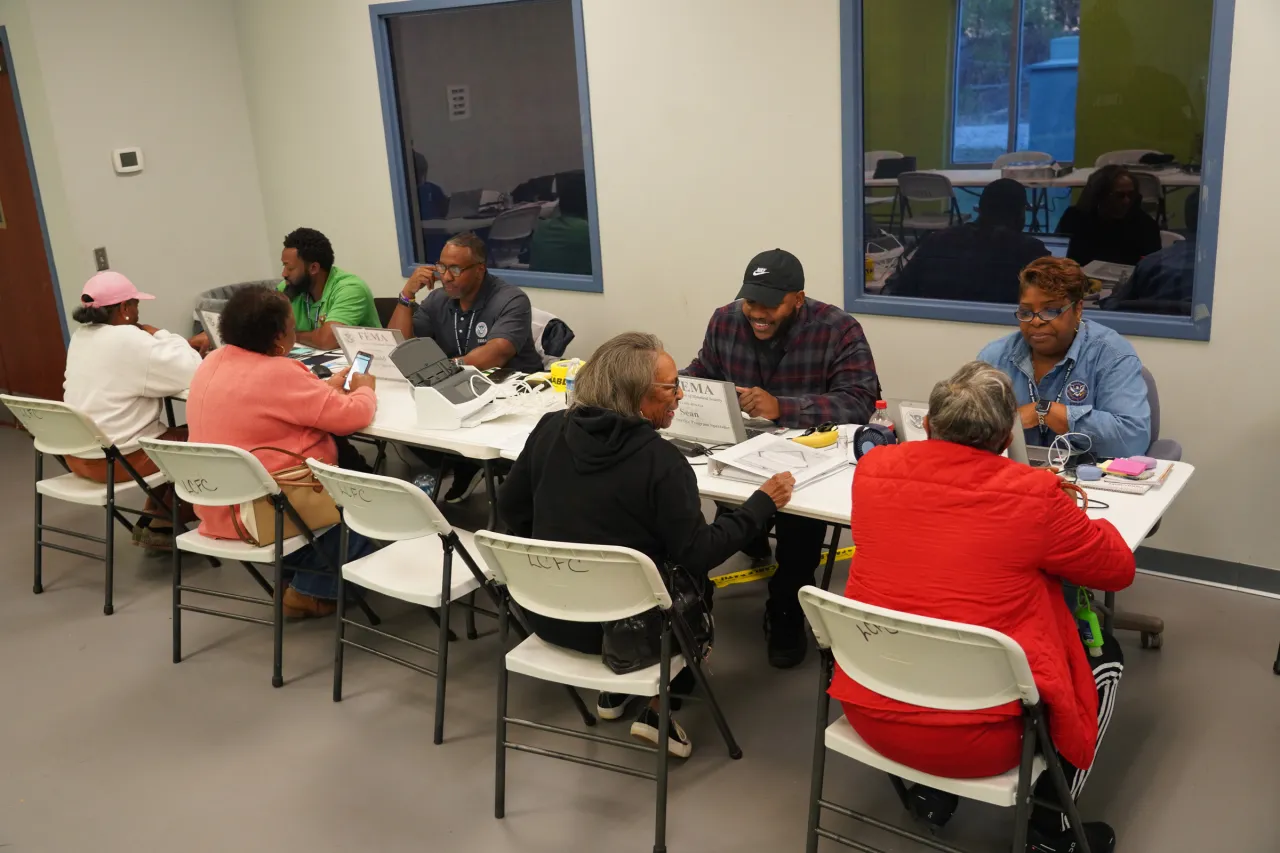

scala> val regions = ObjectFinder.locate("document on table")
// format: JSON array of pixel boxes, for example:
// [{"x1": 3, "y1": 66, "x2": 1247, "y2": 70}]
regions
[{"x1": 706, "y1": 433, "x2": 849, "y2": 489}]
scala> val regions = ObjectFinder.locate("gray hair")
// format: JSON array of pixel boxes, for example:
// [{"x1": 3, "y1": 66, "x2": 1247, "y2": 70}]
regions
[
  {"x1": 444, "y1": 231, "x2": 487, "y2": 264},
  {"x1": 927, "y1": 361, "x2": 1017, "y2": 454},
  {"x1": 572, "y1": 332, "x2": 664, "y2": 416}
]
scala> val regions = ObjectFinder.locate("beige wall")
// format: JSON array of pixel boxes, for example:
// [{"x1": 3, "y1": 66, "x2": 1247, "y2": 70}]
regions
[{"x1": 2, "y1": 0, "x2": 271, "y2": 335}]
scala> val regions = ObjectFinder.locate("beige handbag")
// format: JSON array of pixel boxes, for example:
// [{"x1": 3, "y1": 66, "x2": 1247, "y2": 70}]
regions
[{"x1": 231, "y1": 447, "x2": 340, "y2": 547}]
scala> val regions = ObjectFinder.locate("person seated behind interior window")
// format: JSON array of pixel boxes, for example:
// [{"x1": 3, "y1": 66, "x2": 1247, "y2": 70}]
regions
[
  {"x1": 387, "y1": 231, "x2": 544, "y2": 505},
  {"x1": 499, "y1": 331, "x2": 794, "y2": 759},
  {"x1": 830, "y1": 361, "x2": 1134, "y2": 853},
  {"x1": 63, "y1": 271, "x2": 205, "y2": 551},
  {"x1": 978, "y1": 256, "x2": 1151, "y2": 459},
  {"x1": 530, "y1": 169, "x2": 593, "y2": 275},
  {"x1": 1102, "y1": 190, "x2": 1199, "y2": 316},
  {"x1": 882, "y1": 178, "x2": 1049, "y2": 303},
  {"x1": 1057, "y1": 165, "x2": 1161, "y2": 268},
  {"x1": 186, "y1": 285, "x2": 379, "y2": 620}
]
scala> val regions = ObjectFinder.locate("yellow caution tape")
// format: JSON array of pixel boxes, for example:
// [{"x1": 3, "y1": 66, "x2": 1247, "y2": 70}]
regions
[{"x1": 711, "y1": 545, "x2": 856, "y2": 588}]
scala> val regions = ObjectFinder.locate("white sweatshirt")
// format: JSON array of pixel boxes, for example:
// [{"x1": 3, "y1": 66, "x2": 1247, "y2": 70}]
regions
[{"x1": 63, "y1": 324, "x2": 203, "y2": 452}]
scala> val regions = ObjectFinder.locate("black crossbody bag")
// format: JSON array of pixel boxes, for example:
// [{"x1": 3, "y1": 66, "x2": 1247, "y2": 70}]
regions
[{"x1": 601, "y1": 564, "x2": 715, "y2": 675}]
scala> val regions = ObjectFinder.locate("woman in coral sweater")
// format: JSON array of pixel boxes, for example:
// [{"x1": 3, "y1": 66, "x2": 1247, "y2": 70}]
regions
[
  {"x1": 832, "y1": 362, "x2": 1134, "y2": 853},
  {"x1": 187, "y1": 286, "x2": 378, "y2": 619}
]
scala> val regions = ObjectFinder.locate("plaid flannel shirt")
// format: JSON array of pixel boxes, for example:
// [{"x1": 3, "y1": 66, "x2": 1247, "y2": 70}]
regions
[{"x1": 683, "y1": 299, "x2": 881, "y2": 429}]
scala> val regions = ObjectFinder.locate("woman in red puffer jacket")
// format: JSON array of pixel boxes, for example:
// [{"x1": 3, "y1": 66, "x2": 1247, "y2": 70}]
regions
[{"x1": 831, "y1": 362, "x2": 1134, "y2": 853}]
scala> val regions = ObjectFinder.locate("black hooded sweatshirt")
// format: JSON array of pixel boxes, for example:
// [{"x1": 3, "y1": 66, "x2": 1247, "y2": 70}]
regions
[{"x1": 498, "y1": 406, "x2": 777, "y2": 651}]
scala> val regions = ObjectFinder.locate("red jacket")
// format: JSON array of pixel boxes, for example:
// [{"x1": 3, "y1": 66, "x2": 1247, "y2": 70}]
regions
[{"x1": 829, "y1": 440, "x2": 1134, "y2": 770}]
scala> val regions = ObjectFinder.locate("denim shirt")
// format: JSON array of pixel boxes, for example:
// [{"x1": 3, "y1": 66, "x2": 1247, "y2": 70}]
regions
[{"x1": 977, "y1": 320, "x2": 1151, "y2": 458}]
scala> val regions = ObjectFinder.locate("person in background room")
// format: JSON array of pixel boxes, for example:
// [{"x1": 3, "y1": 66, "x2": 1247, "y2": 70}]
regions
[
  {"x1": 500, "y1": 331, "x2": 794, "y2": 758},
  {"x1": 530, "y1": 170, "x2": 593, "y2": 275},
  {"x1": 684, "y1": 248, "x2": 881, "y2": 669},
  {"x1": 978, "y1": 256, "x2": 1150, "y2": 459},
  {"x1": 186, "y1": 286, "x2": 378, "y2": 619},
  {"x1": 831, "y1": 361, "x2": 1132, "y2": 853},
  {"x1": 883, "y1": 178, "x2": 1049, "y2": 303},
  {"x1": 388, "y1": 231, "x2": 543, "y2": 504},
  {"x1": 62, "y1": 271, "x2": 204, "y2": 550},
  {"x1": 1103, "y1": 190, "x2": 1199, "y2": 316},
  {"x1": 413, "y1": 150, "x2": 449, "y2": 220},
  {"x1": 1057, "y1": 165, "x2": 1161, "y2": 268}
]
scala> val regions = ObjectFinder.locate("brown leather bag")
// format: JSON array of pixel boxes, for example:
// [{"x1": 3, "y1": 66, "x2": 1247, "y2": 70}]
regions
[{"x1": 231, "y1": 447, "x2": 340, "y2": 547}]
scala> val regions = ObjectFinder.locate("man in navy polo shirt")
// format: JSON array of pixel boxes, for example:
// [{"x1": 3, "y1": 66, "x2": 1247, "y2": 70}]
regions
[{"x1": 684, "y1": 248, "x2": 882, "y2": 668}]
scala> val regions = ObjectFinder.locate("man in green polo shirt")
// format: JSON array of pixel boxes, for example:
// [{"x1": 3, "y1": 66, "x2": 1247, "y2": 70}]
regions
[{"x1": 277, "y1": 227, "x2": 380, "y2": 349}]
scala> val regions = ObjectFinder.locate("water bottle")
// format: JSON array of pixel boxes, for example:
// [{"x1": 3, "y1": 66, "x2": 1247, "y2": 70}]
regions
[
  {"x1": 869, "y1": 400, "x2": 895, "y2": 436},
  {"x1": 413, "y1": 472, "x2": 439, "y2": 501},
  {"x1": 564, "y1": 359, "x2": 582, "y2": 406}
]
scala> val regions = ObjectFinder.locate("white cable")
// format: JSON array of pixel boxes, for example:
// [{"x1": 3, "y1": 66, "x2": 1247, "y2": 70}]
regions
[{"x1": 1048, "y1": 431, "x2": 1093, "y2": 470}]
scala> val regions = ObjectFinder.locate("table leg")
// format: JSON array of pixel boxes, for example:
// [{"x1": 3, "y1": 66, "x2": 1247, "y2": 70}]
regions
[{"x1": 483, "y1": 459, "x2": 499, "y2": 531}]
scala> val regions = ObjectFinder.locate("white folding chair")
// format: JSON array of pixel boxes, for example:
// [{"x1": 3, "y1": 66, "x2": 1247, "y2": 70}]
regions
[
  {"x1": 2, "y1": 394, "x2": 180, "y2": 615},
  {"x1": 139, "y1": 438, "x2": 376, "y2": 688},
  {"x1": 307, "y1": 460, "x2": 497, "y2": 744},
  {"x1": 474, "y1": 530, "x2": 741, "y2": 853},
  {"x1": 487, "y1": 205, "x2": 543, "y2": 268},
  {"x1": 798, "y1": 586, "x2": 1094, "y2": 853},
  {"x1": 1160, "y1": 230, "x2": 1185, "y2": 249},
  {"x1": 1094, "y1": 149, "x2": 1161, "y2": 167},
  {"x1": 897, "y1": 172, "x2": 968, "y2": 243}
]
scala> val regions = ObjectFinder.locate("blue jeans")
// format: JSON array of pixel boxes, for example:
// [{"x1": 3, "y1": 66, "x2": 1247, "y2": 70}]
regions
[{"x1": 284, "y1": 526, "x2": 375, "y2": 600}]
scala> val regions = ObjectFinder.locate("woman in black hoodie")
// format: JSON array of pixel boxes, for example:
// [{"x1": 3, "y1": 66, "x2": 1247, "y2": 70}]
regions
[{"x1": 499, "y1": 331, "x2": 794, "y2": 758}]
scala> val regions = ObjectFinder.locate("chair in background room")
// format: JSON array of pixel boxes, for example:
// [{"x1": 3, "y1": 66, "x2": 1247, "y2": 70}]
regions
[
  {"x1": 798, "y1": 586, "x2": 1093, "y2": 853},
  {"x1": 863, "y1": 149, "x2": 904, "y2": 224},
  {"x1": 308, "y1": 460, "x2": 493, "y2": 744},
  {"x1": 896, "y1": 172, "x2": 968, "y2": 244},
  {"x1": 486, "y1": 205, "x2": 543, "y2": 269},
  {"x1": 1094, "y1": 149, "x2": 1162, "y2": 167},
  {"x1": 475, "y1": 530, "x2": 742, "y2": 853},
  {"x1": 2, "y1": 395, "x2": 188, "y2": 615},
  {"x1": 1160, "y1": 230, "x2": 1186, "y2": 249},
  {"x1": 1102, "y1": 368, "x2": 1182, "y2": 650},
  {"x1": 139, "y1": 437, "x2": 377, "y2": 688}
]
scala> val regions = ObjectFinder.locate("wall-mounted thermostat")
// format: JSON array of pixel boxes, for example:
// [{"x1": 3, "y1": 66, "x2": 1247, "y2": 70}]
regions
[{"x1": 112, "y1": 147, "x2": 144, "y2": 175}]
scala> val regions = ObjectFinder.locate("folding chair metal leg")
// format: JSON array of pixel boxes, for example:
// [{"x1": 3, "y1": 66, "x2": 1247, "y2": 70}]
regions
[
  {"x1": 483, "y1": 460, "x2": 500, "y2": 530},
  {"x1": 33, "y1": 450, "x2": 43, "y2": 595},
  {"x1": 103, "y1": 457, "x2": 116, "y2": 615},
  {"x1": 805, "y1": 653, "x2": 833, "y2": 853},
  {"x1": 334, "y1": 526, "x2": 348, "y2": 702},
  {"x1": 1011, "y1": 713, "x2": 1037, "y2": 853},
  {"x1": 271, "y1": 507, "x2": 286, "y2": 689},
  {"x1": 433, "y1": 545, "x2": 454, "y2": 745},
  {"x1": 172, "y1": 496, "x2": 183, "y2": 664},
  {"x1": 671, "y1": 615, "x2": 741, "y2": 759},
  {"x1": 1033, "y1": 707, "x2": 1093, "y2": 853},
  {"x1": 819, "y1": 524, "x2": 841, "y2": 590},
  {"x1": 465, "y1": 590, "x2": 479, "y2": 640},
  {"x1": 495, "y1": 598, "x2": 510, "y2": 820},
  {"x1": 654, "y1": 619, "x2": 672, "y2": 853}
]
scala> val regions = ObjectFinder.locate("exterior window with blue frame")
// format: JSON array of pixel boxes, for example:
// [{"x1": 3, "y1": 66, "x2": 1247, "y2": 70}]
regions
[
  {"x1": 371, "y1": 0, "x2": 603, "y2": 293},
  {"x1": 846, "y1": 0, "x2": 1234, "y2": 342}
]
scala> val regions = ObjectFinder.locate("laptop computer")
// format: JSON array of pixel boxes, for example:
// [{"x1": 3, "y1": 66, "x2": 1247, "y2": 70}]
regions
[
  {"x1": 446, "y1": 189, "x2": 483, "y2": 219},
  {"x1": 872, "y1": 156, "x2": 917, "y2": 179},
  {"x1": 890, "y1": 397, "x2": 1051, "y2": 467},
  {"x1": 662, "y1": 377, "x2": 772, "y2": 452},
  {"x1": 1007, "y1": 425, "x2": 1052, "y2": 467}
]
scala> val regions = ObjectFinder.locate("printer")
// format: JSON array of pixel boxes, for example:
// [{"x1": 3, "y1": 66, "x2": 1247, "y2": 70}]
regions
[{"x1": 389, "y1": 337, "x2": 505, "y2": 429}]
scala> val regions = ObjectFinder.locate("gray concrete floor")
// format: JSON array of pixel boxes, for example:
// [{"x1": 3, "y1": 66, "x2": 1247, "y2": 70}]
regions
[{"x1": 2, "y1": 425, "x2": 1279, "y2": 853}]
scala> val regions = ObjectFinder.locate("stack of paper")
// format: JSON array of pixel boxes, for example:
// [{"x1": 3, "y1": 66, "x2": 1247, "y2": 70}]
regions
[{"x1": 705, "y1": 433, "x2": 849, "y2": 490}]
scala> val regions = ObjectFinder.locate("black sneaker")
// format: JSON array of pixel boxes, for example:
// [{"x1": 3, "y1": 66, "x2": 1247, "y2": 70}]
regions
[
  {"x1": 443, "y1": 467, "x2": 485, "y2": 504},
  {"x1": 596, "y1": 692, "x2": 632, "y2": 721},
  {"x1": 907, "y1": 784, "x2": 959, "y2": 829},
  {"x1": 630, "y1": 706, "x2": 692, "y2": 759},
  {"x1": 764, "y1": 602, "x2": 807, "y2": 669},
  {"x1": 1027, "y1": 821, "x2": 1116, "y2": 853}
]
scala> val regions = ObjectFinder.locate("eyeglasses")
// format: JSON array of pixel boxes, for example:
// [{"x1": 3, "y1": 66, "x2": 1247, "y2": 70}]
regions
[
  {"x1": 434, "y1": 262, "x2": 482, "y2": 279},
  {"x1": 1014, "y1": 302, "x2": 1076, "y2": 323},
  {"x1": 652, "y1": 382, "x2": 681, "y2": 393},
  {"x1": 801, "y1": 422, "x2": 836, "y2": 437}
]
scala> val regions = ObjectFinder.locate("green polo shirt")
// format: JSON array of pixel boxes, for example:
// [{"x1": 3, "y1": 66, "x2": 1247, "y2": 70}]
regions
[
  {"x1": 277, "y1": 265, "x2": 380, "y2": 332},
  {"x1": 529, "y1": 215, "x2": 593, "y2": 275}
]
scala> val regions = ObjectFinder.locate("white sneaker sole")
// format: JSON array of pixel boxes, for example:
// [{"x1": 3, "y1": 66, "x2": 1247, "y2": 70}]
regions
[
  {"x1": 596, "y1": 696, "x2": 631, "y2": 721},
  {"x1": 631, "y1": 717, "x2": 693, "y2": 759},
  {"x1": 444, "y1": 472, "x2": 485, "y2": 504}
]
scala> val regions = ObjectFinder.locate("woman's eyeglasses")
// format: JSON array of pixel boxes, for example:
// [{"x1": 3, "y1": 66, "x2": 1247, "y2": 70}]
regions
[
  {"x1": 1014, "y1": 302, "x2": 1076, "y2": 323},
  {"x1": 801, "y1": 422, "x2": 837, "y2": 437}
]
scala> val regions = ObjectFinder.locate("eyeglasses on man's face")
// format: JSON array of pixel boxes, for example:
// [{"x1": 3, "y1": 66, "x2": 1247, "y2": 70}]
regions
[{"x1": 435, "y1": 262, "x2": 482, "y2": 279}]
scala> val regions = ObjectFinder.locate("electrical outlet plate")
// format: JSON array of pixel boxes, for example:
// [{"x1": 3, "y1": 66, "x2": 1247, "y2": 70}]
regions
[{"x1": 94, "y1": 247, "x2": 109, "y2": 271}]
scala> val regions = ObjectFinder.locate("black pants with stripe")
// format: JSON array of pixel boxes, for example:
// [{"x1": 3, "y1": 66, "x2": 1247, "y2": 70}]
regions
[{"x1": 1032, "y1": 632, "x2": 1125, "y2": 832}]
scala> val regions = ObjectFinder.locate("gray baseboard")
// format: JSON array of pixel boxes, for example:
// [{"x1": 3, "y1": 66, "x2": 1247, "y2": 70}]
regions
[{"x1": 1136, "y1": 546, "x2": 1280, "y2": 596}]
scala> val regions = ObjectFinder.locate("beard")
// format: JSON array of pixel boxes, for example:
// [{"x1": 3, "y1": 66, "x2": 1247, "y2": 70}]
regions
[{"x1": 282, "y1": 271, "x2": 310, "y2": 300}]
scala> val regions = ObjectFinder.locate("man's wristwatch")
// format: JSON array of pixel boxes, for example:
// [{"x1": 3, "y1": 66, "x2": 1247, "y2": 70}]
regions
[{"x1": 1035, "y1": 400, "x2": 1052, "y2": 428}]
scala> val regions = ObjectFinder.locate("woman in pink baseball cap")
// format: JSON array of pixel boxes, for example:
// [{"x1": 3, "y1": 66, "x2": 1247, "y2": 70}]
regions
[{"x1": 63, "y1": 271, "x2": 205, "y2": 551}]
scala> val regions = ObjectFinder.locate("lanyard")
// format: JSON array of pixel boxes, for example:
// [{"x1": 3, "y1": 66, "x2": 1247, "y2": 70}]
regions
[
  {"x1": 1027, "y1": 361, "x2": 1074, "y2": 442},
  {"x1": 303, "y1": 294, "x2": 322, "y2": 328},
  {"x1": 453, "y1": 309, "x2": 479, "y2": 355}
]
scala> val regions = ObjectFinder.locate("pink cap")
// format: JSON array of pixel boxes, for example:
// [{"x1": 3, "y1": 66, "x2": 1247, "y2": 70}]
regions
[{"x1": 80, "y1": 271, "x2": 155, "y2": 308}]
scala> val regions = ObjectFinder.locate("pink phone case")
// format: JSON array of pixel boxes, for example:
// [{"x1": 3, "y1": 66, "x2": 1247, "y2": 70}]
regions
[{"x1": 1106, "y1": 458, "x2": 1148, "y2": 477}]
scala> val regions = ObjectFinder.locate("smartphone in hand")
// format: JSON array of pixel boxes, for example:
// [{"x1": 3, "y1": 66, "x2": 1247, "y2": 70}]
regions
[{"x1": 345, "y1": 351, "x2": 373, "y2": 390}]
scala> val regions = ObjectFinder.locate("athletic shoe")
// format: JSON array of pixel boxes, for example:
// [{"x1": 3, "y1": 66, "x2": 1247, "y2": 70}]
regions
[
  {"x1": 443, "y1": 467, "x2": 485, "y2": 504},
  {"x1": 764, "y1": 601, "x2": 807, "y2": 669},
  {"x1": 596, "y1": 692, "x2": 632, "y2": 721},
  {"x1": 1027, "y1": 821, "x2": 1116, "y2": 853},
  {"x1": 630, "y1": 706, "x2": 693, "y2": 759},
  {"x1": 907, "y1": 784, "x2": 959, "y2": 829}
]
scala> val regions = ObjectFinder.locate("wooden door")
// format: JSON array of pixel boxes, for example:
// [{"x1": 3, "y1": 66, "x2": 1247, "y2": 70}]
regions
[{"x1": 0, "y1": 43, "x2": 67, "y2": 401}]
